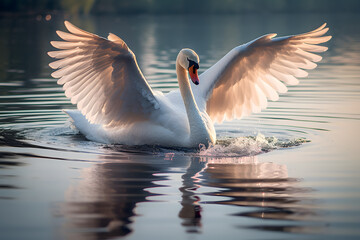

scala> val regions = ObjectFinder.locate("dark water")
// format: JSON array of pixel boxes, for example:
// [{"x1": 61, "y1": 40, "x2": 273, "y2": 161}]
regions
[{"x1": 1, "y1": 13, "x2": 360, "y2": 240}]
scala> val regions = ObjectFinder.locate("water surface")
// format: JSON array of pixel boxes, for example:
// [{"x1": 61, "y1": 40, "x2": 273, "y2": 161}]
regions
[{"x1": 1, "y1": 13, "x2": 360, "y2": 240}]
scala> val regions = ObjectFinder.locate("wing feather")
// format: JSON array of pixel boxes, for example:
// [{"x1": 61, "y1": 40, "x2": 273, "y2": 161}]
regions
[
  {"x1": 50, "y1": 41, "x2": 87, "y2": 49},
  {"x1": 64, "y1": 21, "x2": 94, "y2": 37},
  {"x1": 48, "y1": 21, "x2": 159, "y2": 126},
  {"x1": 198, "y1": 24, "x2": 331, "y2": 123},
  {"x1": 299, "y1": 43, "x2": 328, "y2": 53}
]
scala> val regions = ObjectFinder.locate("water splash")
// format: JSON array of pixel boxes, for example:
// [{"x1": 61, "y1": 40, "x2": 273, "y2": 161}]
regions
[{"x1": 199, "y1": 133, "x2": 309, "y2": 157}]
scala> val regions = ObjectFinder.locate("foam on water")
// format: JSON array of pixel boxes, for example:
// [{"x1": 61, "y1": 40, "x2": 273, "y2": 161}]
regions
[{"x1": 199, "y1": 133, "x2": 309, "y2": 157}]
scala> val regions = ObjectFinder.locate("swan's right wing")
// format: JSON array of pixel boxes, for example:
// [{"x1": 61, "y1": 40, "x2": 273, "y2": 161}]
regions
[
  {"x1": 48, "y1": 21, "x2": 159, "y2": 127},
  {"x1": 195, "y1": 24, "x2": 331, "y2": 123}
]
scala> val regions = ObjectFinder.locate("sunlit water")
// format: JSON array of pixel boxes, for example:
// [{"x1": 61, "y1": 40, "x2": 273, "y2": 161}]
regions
[{"x1": 1, "y1": 13, "x2": 360, "y2": 240}]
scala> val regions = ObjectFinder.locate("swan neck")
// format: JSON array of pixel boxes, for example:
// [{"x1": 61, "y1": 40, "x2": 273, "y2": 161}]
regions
[
  {"x1": 176, "y1": 62, "x2": 203, "y2": 136},
  {"x1": 176, "y1": 63, "x2": 196, "y2": 107}
]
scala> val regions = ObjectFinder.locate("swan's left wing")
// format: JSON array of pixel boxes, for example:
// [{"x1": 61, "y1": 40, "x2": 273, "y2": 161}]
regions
[
  {"x1": 48, "y1": 21, "x2": 159, "y2": 127},
  {"x1": 196, "y1": 24, "x2": 331, "y2": 123}
]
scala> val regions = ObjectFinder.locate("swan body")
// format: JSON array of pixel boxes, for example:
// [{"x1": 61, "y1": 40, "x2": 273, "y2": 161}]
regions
[{"x1": 48, "y1": 21, "x2": 331, "y2": 148}]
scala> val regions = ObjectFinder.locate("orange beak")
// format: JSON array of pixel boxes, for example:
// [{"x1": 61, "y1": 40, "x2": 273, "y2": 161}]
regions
[{"x1": 189, "y1": 65, "x2": 199, "y2": 85}]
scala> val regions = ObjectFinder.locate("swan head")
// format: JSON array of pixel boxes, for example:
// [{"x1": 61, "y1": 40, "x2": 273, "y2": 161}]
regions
[{"x1": 177, "y1": 48, "x2": 200, "y2": 85}]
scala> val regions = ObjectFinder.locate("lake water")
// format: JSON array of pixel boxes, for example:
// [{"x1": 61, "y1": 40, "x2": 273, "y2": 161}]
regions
[{"x1": 1, "y1": 13, "x2": 360, "y2": 240}]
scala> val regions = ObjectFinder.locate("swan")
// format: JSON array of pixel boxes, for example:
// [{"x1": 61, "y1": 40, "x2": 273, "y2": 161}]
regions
[{"x1": 48, "y1": 21, "x2": 331, "y2": 148}]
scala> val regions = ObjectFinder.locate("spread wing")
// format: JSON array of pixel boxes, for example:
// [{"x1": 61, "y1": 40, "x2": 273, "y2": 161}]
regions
[
  {"x1": 48, "y1": 21, "x2": 159, "y2": 127},
  {"x1": 196, "y1": 23, "x2": 331, "y2": 123}
]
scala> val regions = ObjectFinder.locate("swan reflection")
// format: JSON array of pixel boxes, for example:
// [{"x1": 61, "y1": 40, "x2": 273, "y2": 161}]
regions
[
  {"x1": 60, "y1": 152, "x2": 315, "y2": 238},
  {"x1": 62, "y1": 157, "x2": 165, "y2": 239},
  {"x1": 198, "y1": 157, "x2": 314, "y2": 222},
  {"x1": 178, "y1": 157, "x2": 206, "y2": 233}
]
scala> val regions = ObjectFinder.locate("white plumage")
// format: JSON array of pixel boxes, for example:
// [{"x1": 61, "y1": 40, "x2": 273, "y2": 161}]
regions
[{"x1": 48, "y1": 21, "x2": 331, "y2": 147}]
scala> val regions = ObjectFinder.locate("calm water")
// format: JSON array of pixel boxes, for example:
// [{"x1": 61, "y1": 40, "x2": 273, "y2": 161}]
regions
[{"x1": 1, "y1": 13, "x2": 360, "y2": 240}]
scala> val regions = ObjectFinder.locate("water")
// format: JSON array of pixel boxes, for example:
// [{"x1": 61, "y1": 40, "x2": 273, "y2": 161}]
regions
[{"x1": 1, "y1": 13, "x2": 360, "y2": 240}]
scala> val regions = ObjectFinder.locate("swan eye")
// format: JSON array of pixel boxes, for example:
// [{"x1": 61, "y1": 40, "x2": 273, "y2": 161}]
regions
[{"x1": 187, "y1": 58, "x2": 199, "y2": 72}]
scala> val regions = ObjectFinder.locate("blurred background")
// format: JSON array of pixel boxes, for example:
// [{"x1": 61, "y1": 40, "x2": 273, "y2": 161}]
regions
[{"x1": 1, "y1": 0, "x2": 360, "y2": 15}]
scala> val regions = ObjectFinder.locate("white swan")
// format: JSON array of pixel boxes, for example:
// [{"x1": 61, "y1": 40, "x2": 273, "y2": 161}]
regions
[{"x1": 48, "y1": 21, "x2": 331, "y2": 148}]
